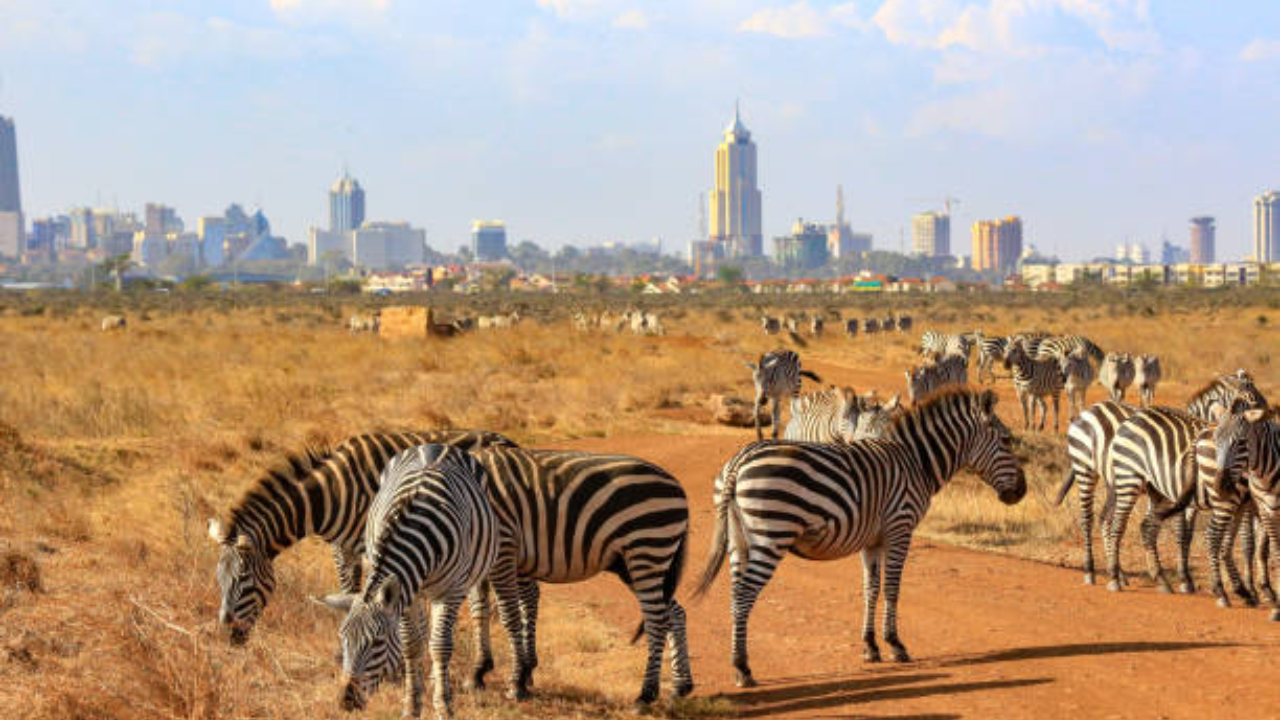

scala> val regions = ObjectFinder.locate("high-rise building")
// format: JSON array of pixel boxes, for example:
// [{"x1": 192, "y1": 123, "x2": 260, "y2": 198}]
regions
[
  {"x1": 144, "y1": 203, "x2": 182, "y2": 237},
  {"x1": 827, "y1": 185, "x2": 870, "y2": 259},
  {"x1": 352, "y1": 221, "x2": 425, "y2": 270},
  {"x1": 912, "y1": 211, "x2": 951, "y2": 257},
  {"x1": 773, "y1": 219, "x2": 830, "y2": 269},
  {"x1": 709, "y1": 103, "x2": 763, "y2": 258},
  {"x1": 971, "y1": 216, "x2": 1023, "y2": 272},
  {"x1": 1115, "y1": 241, "x2": 1148, "y2": 264},
  {"x1": 329, "y1": 171, "x2": 365, "y2": 233},
  {"x1": 1254, "y1": 191, "x2": 1280, "y2": 263},
  {"x1": 471, "y1": 220, "x2": 508, "y2": 261},
  {"x1": 198, "y1": 217, "x2": 227, "y2": 266},
  {"x1": 1160, "y1": 239, "x2": 1189, "y2": 264},
  {"x1": 0, "y1": 116, "x2": 20, "y2": 215},
  {"x1": 1189, "y1": 217, "x2": 1215, "y2": 264}
]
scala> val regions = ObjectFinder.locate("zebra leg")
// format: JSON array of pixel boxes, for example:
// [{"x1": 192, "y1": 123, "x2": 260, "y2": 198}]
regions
[
  {"x1": 517, "y1": 580, "x2": 540, "y2": 688},
  {"x1": 666, "y1": 600, "x2": 694, "y2": 698},
  {"x1": 428, "y1": 592, "x2": 466, "y2": 720},
  {"x1": 1104, "y1": 485, "x2": 1138, "y2": 592},
  {"x1": 488, "y1": 557, "x2": 532, "y2": 700},
  {"x1": 629, "y1": 569, "x2": 671, "y2": 705},
  {"x1": 770, "y1": 397, "x2": 782, "y2": 440},
  {"x1": 1174, "y1": 509, "x2": 1195, "y2": 594},
  {"x1": 881, "y1": 533, "x2": 914, "y2": 663},
  {"x1": 400, "y1": 600, "x2": 429, "y2": 719},
  {"x1": 1036, "y1": 396, "x2": 1048, "y2": 432},
  {"x1": 464, "y1": 581, "x2": 493, "y2": 690},
  {"x1": 1076, "y1": 471, "x2": 1098, "y2": 585},
  {"x1": 1222, "y1": 506, "x2": 1258, "y2": 607},
  {"x1": 1205, "y1": 505, "x2": 1238, "y2": 607},
  {"x1": 1255, "y1": 513, "x2": 1277, "y2": 606},
  {"x1": 753, "y1": 391, "x2": 765, "y2": 441},
  {"x1": 1258, "y1": 506, "x2": 1280, "y2": 621},
  {"x1": 1051, "y1": 393, "x2": 1061, "y2": 434},
  {"x1": 1238, "y1": 509, "x2": 1257, "y2": 601},
  {"x1": 729, "y1": 540, "x2": 781, "y2": 688},
  {"x1": 860, "y1": 547, "x2": 883, "y2": 662},
  {"x1": 1139, "y1": 499, "x2": 1172, "y2": 593}
]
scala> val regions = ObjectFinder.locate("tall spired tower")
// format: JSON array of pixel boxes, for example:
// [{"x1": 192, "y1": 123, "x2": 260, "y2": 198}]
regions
[{"x1": 709, "y1": 102, "x2": 762, "y2": 258}]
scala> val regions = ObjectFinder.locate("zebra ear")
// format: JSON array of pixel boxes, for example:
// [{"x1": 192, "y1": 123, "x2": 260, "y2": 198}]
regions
[
  {"x1": 885, "y1": 394, "x2": 901, "y2": 411},
  {"x1": 979, "y1": 389, "x2": 999, "y2": 416},
  {"x1": 208, "y1": 518, "x2": 227, "y2": 544},
  {"x1": 318, "y1": 593, "x2": 356, "y2": 613},
  {"x1": 1244, "y1": 408, "x2": 1267, "y2": 423}
]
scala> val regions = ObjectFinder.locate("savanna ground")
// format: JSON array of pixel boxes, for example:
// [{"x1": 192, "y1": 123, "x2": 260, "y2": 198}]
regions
[{"x1": 0, "y1": 287, "x2": 1277, "y2": 719}]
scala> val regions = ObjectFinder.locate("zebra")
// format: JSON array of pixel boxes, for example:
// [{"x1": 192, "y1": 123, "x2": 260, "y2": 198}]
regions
[
  {"x1": 693, "y1": 388, "x2": 1026, "y2": 687},
  {"x1": 881, "y1": 316, "x2": 896, "y2": 333},
  {"x1": 100, "y1": 314, "x2": 127, "y2": 331},
  {"x1": 1056, "y1": 372, "x2": 1270, "y2": 585},
  {"x1": 896, "y1": 315, "x2": 913, "y2": 333},
  {"x1": 745, "y1": 350, "x2": 823, "y2": 440},
  {"x1": 1009, "y1": 331, "x2": 1051, "y2": 359},
  {"x1": 784, "y1": 316, "x2": 800, "y2": 333},
  {"x1": 348, "y1": 313, "x2": 380, "y2": 334},
  {"x1": 1003, "y1": 340, "x2": 1065, "y2": 433},
  {"x1": 864, "y1": 318, "x2": 880, "y2": 335},
  {"x1": 1060, "y1": 348, "x2": 1095, "y2": 420},
  {"x1": 844, "y1": 318, "x2": 859, "y2": 338},
  {"x1": 971, "y1": 330, "x2": 1008, "y2": 384},
  {"x1": 919, "y1": 330, "x2": 972, "y2": 361},
  {"x1": 1134, "y1": 354, "x2": 1162, "y2": 407},
  {"x1": 761, "y1": 316, "x2": 780, "y2": 335},
  {"x1": 783, "y1": 387, "x2": 902, "y2": 444},
  {"x1": 1034, "y1": 335, "x2": 1105, "y2": 364},
  {"x1": 1098, "y1": 352, "x2": 1135, "y2": 402},
  {"x1": 809, "y1": 316, "x2": 824, "y2": 337},
  {"x1": 207, "y1": 429, "x2": 517, "y2": 647},
  {"x1": 904, "y1": 352, "x2": 967, "y2": 405},
  {"x1": 466, "y1": 447, "x2": 693, "y2": 704},
  {"x1": 320, "y1": 445, "x2": 499, "y2": 719}
]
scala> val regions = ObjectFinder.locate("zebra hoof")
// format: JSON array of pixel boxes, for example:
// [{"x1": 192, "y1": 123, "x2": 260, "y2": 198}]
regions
[
  {"x1": 863, "y1": 646, "x2": 882, "y2": 663},
  {"x1": 1179, "y1": 580, "x2": 1196, "y2": 595},
  {"x1": 1215, "y1": 596, "x2": 1230, "y2": 609},
  {"x1": 1155, "y1": 581, "x2": 1173, "y2": 595},
  {"x1": 1269, "y1": 608, "x2": 1279, "y2": 622},
  {"x1": 734, "y1": 670, "x2": 757, "y2": 688},
  {"x1": 465, "y1": 658, "x2": 495, "y2": 691},
  {"x1": 888, "y1": 644, "x2": 911, "y2": 663},
  {"x1": 504, "y1": 685, "x2": 531, "y2": 702},
  {"x1": 1106, "y1": 580, "x2": 1122, "y2": 592},
  {"x1": 1260, "y1": 589, "x2": 1277, "y2": 606},
  {"x1": 634, "y1": 686, "x2": 659, "y2": 706},
  {"x1": 1083, "y1": 573, "x2": 1096, "y2": 586},
  {"x1": 673, "y1": 681, "x2": 695, "y2": 698}
]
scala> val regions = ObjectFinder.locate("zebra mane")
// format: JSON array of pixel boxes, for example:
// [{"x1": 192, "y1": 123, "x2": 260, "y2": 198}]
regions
[
  {"x1": 224, "y1": 445, "x2": 335, "y2": 542},
  {"x1": 889, "y1": 386, "x2": 990, "y2": 435}
]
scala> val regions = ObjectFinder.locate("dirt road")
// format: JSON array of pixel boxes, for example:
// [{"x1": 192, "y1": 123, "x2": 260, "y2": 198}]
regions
[{"x1": 546, "y1": 433, "x2": 1279, "y2": 720}]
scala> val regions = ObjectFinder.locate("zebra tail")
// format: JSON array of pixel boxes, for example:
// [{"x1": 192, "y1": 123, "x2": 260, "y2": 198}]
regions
[
  {"x1": 692, "y1": 467, "x2": 746, "y2": 601},
  {"x1": 630, "y1": 532, "x2": 687, "y2": 645},
  {"x1": 799, "y1": 369, "x2": 823, "y2": 384},
  {"x1": 1053, "y1": 469, "x2": 1077, "y2": 506}
]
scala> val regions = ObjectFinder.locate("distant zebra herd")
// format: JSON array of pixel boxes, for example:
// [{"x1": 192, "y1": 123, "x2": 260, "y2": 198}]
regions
[
  {"x1": 206, "y1": 316, "x2": 1277, "y2": 718},
  {"x1": 761, "y1": 313, "x2": 913, "y2": 338}
]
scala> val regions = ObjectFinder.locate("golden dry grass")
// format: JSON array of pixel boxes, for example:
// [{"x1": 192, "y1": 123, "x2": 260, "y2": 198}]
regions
[{"x1": 0, "y1": 294, "x2": 1275, "y2": 718}]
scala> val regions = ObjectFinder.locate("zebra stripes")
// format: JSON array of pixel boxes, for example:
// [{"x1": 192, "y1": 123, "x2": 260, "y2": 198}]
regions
[
  {"x1": 919, "y1": 330, "x2": 972, "y2": 360},
  {"x1": 208, "y1": 429, "x2": 517, "y2": 645},
  {"x1": 1003, "y1": 340, "x2": 1065, "y2": 433},
  {"x1": 693, "y1": 389, "x2": 1025, "y2": 687},
  {"x1": 746, "y1": 350, "x2": 823, "y2": 440},
  {"x1": 1098, "y1": 353, "x2": 1136, "y2": 402},
  {"x1": 905, "y1": 352, "x2": 968, "y2": 404},
  {"x1": 783, "y1": 387, "x2": 902, "y2": 443},
  {"x1": 1134, "y1": 354, "x2": 1162, "y2": 407},
  {"x1": 1184, "y1": 370, "x2": 1267, "y2": 421},
  {"x1": 468, "y1": 447, "x2": 692, "y2": 704},
  {"x1": 1060, "y1": 349, "x2": 1095, "y2": 420},
  {"x1": 972, "y1": 331, "x2": 1008, "y2": 384},
  {"x1": 1033, "y1": 334, "x2": 1105, "y2": 364},
  {"x1": 322, "y1": 445, "x2": 499, "y2": 719}
]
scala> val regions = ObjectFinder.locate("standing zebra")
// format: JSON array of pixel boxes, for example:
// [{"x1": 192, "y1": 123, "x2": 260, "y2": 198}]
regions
[
  {"x1": 1098, "y1": 352, "x2": 1136, "y2": 402},
  {"x1": 745, "y1": 350, "x2": 823, "y2": 440},
  {"x1": 784, "y1": 387, "x2": 902, "y2": 443},
  {"x1": 881, "y1": 316, "x2": 896, "y2": 333},
  {"x1": 972, "y1": 330, "x2": 1008, "y2": 385},
  {"x1": 467, "y1": 447, "x2": 693, "y2": 704},
  {"x1": 896, "y1": 315, "x2": 913, "y2": 333},
  {"x1": 207, "y1": 429, "x2": 517, "y2": 647},
  {"x1": 864, "y1": 318, "x2": 881, "y2": 335},
  {"x1": 1134, "y1": 354, "x2": 1162, "y2": 407},
  {"x1": 1060, "y1": 348, "x2": 1095, "y2": 421},
  {"x1": 919, "y1": 330, "x2": 972, "y2": 360},
  {"x1": 904, "y1": 352, "x2": 967, "y2": 404},
  {"x1": 760, "y1": 316, "x2": 780, "y2": 335},
  {"x1": 1003, "y1": 340, "x2": 1066, "y2": 433},
  {"x1": 810, "y1": 316, "x2": 825, "y2": 337},
  {"x1": 321, "y1": 445, "x2": 498, "y2": 719},
  {"x1": 694, "y1": 389, "x2": 1025, "y2": 687},
  {"x1": 1034, "y1": 335, "x2": 1105, "y2": 364},
  {"x1": 844, "y1": 318, "x2": 859, "y2": 338}
]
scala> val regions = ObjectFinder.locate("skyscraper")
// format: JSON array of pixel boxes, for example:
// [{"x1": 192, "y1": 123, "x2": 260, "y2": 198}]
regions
[
  {"x1": 971, "y1": 216, "x2": 1022, "y2": 272},
  {"x1": 1189, "y1": 216, "x2": 1215, "y2": 264},
  {"x1": 471, "y1": 220, "x2": 507, "y2": 261},
  {"x1": 912, "y1": 211, "x2": 950, "y2": 257},
  {"x1": 329, "y1": 171, "x2": 365, "y2": 233},
  {"x1": 709, "y1": 103, "x2": 762, "y2": 258},
  {"x1": 0, "y1": 116, "x2": 22, "y2": 258},
  {"x1": 1254, "y1": 191, "x2": 1279, "y2": 263},
  {"x1": 827, "y1": 185, "x2": 870, "y2": 258}
]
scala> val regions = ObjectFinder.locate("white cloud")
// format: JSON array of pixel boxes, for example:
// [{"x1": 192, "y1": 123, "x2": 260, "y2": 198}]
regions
[
  {"x1": 738, "y1": 1, "x2": 831, "y2": 39},
  {"x1": 612, "y1": 9, "x2": 651, "y2": 30},
  {"x1": 1240, "y1": 38, "x2": 1280, "y2": 62},
  {"x1": 535, "y1": 0, "x2": 605, "y2": 20},
  {"x1": 268, "y1": 0, "x2": 389, "y2": 23},
  {"x1": 132, "y1": 13, "x2": 344, "y2": 67}
]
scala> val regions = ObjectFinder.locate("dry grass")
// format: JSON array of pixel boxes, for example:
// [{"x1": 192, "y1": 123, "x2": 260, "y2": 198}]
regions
[{"x1": 0, "y1": 293, "x2": 1276, "y2": 718}]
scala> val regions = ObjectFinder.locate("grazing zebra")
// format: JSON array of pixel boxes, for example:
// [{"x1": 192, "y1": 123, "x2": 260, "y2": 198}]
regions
[
  {"x1": 919, "y1": 330, "x2": 972, "y2": 360},
  {"x1": 1004, "y1": 340, "x2": 1066, "y2": 433},
  {"x1": 864, "y1": 318, "x2": 880, "y2": 335},
  {"x1": 784, "y1": 387, "x2": 902, "y2": 443},
  {"x1": 972, "y1": 330, "x2": 1007, "y2": 384},
  {"x1": 896, "y1": 315, "x2": 913, "y2": 333},
  {"x1": 1034, "y1": 335, "x2": 1105, "y2": 364},
  {"x1": 467, "y1": 447, "x2": 692, "y2": 704},
  {"x1": 761, "y1": 316, "x2": 781, "y2": 335},
  {"x1": 784, "y1": 316, "x2": 800, "y2": 333},
  {"x1": 881, "y1": 316, "x2": 896, "y2": 333},
  {"x1": 1057, "y1": 372, "x2": 1270, "y2": 585},
  {"x1": 1098, "y1": 352, "x2": 1135, "y2": 402},
  {"x1": 745, "y1": 350, "x2": 823, "y2": 441},
  {"x1": 1134, "y1": 354, "x2": 1161, "y2": 407},
  {"x1": 321, "y1": 445, "x2": 498, "y2": 719},
  {"x1": 844, "y1": 318, "x2": 859, "y2": 338},
  {"x1": 693, "y1": 389, "x2": 1026, "y2": 686},
  {"x1": 100, "y1": 314, "x2": 127, "y2": 331},
  {"x1": 207, "y1": 429, "x2": 517, "y2": 646},
  {"x1": 1060, "y1": 348, "x2": 1095, "y2": 420},
  {"x1": 905, "y1": 352, "x2": 967, "y2": 404},
  {"x1": 349, "y1": 313, "x2": 380, "y2": 334},
  {"x1": 810, "y1": 316, "x2": 824, "y2": 337}
]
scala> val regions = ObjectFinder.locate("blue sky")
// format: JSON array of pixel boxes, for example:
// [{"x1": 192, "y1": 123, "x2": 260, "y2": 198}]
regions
[{"x1": 2, "y1": 0, "x2": 1278, "y2": 260}]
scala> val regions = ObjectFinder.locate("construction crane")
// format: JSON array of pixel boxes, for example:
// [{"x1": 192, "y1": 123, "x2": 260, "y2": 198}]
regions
[{"x1": 910, "y1": 196, "x2": 962, "y2": 216}]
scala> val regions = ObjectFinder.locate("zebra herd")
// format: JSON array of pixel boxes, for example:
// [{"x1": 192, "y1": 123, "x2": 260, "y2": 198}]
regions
[
  {"x1": 760, "y1": 313, "x2": 913, "y2": 338},
  {"x1": 573, "y1": 308, "x2": 665, "y2": 335}
]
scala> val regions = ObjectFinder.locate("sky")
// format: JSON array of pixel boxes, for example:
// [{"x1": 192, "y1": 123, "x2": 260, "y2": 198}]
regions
[{"x1": 1, "y1": 0, "x2": 1278, "y2": 261}]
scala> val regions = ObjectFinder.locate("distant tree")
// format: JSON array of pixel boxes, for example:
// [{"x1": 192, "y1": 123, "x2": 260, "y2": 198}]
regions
[
  {"x1": 99, "y1": 254, "x2": 135, "y2": 292},
  {"x1": 480, "y1": 266, "x2": 516, "y2": 292},
  {"x1": 180, "y1": 274, "x2": 215, "y2": 292},
  {"x1": 716, "y1": 265, "x2": 744, "y2": 286}
]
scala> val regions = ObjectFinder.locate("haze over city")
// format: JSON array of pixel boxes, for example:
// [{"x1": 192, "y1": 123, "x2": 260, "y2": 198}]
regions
[{"x1": 2, "y1": 0, "x2": 1280, "y2": 258}]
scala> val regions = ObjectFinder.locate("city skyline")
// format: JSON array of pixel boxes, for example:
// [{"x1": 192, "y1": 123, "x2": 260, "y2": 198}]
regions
[{"x1": 2, "y1": 1, "x2": 1279, "y2": 261}]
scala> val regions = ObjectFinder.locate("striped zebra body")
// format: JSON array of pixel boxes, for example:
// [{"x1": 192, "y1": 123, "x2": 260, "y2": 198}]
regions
[
  {"x1": 783, "y1": 387, "x2": 902, "y2": 443},
  {"x1": 845, "y1": 318, "x2": 859, "y2": 337},
  {"x1": 324, "y1": 445, "x2": 499, "y2": 719},
  {"x1": 1034, "y1": 335, "x2": 1105, "y2": 364},
  {"x1": 972, "y1": 331, "x2": 1008, "y2": 384},
  {"x1": 746, "y1": 349, "x2": 822, "y2": 440},
  {"x1": 919, "y1": 330, "x2": 972, "y2": 360},
  {"x1": 1098, "y1": 353, "x2": 1136, "y2": 402},
  {"x1": 207, "y1": 429, "x2": 517, "y2": 646},
  {"x1": 1004, "y1": 341, "x2": 1065, "y2": 433},
  {"x1": 1184, "y1": 370, "x2": 1268, "y2": 421},
  {"x1": 470, "y1": 447, "x2": 692, "y2": 703},
  {"x1": 1134, "y1": 355, "x2": 1162, "y2": 407},
  {"x1": 693, "y1": 389, "x2": 1026, "y2": 686},
  {"x1": 1060, "y1": 349, "x2": 1095, "y2": 420},
  {"x1": 905, "y1": 352, "x2": 968, "y2": 404}
]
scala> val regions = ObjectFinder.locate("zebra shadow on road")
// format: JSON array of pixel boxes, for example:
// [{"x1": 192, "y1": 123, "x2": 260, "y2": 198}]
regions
[
  {"x1": 930, "y1": 640, "x2": 1238, "y2": 668},
  {"x1": 723, "y1": 671, "x2": 1051, "y2": 718}
]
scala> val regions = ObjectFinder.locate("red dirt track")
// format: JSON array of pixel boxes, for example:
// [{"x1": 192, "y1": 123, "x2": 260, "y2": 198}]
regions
[{"x1": 547, "y1": 433, "x2": 1279, "y2": 720}]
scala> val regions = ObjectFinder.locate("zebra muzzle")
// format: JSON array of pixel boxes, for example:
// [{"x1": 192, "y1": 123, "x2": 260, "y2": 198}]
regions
[{"x1": 339, "y1": 678, "x2": 366, "y2": 712}]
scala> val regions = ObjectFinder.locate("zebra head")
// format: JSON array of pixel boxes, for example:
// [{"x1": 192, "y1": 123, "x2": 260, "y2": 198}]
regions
[
  {"x1": 1213, "y1": 404, "x2": 1275, "y2": 491},
  {"x1": 208, "y1": 518, "x2": 276, "y2": 646},
  {"x1": 958, "y1": 390, "x2": 1027, "y2": 505},
  {"x1": 323, "y1": 576, "x2": 408, "y2": 712},
  {"x1": 852, "y1": 394, "x2": 901, "y2": 441}
]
